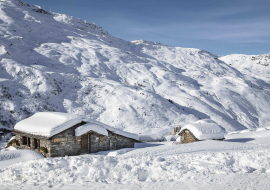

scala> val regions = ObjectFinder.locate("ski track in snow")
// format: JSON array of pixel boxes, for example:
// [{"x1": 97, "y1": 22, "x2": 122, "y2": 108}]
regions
[{"x1": 0, "y1": 0, "x2": 269, "y2": 139}]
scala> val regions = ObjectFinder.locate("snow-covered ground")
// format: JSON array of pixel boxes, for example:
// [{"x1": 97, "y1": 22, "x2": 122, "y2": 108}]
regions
[
  {"x1": 1, "y1": 130, "x2": 270, "y2": 189},
  {"x1": 0, "y1": 0, "x2": 270, "y2": 140},
  {"x1": 0, "y1": 1, "x2": 270, "y2": 188},
  {"x1": 0, "y1": 146, "x2": 43, "y2": 170},
  {"x1": 220, "y1": 54, "x2": 270, "y2": 81}
]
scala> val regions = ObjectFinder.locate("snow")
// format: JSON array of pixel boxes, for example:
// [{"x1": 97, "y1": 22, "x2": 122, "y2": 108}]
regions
[
  {"x1": 7, "y1": 136, "x2": 15, "y2": 143},
  {"x1": 14, "y1": 112, "x2": 83, "y2": 137},
  {"x1": 83, "y1": 120, "x2": 139, "y2": 141},
  {"x1": 179, "y1": 119, "x2": 225, "y2": 140},
  {"x1": 0, "y1": 147, "x2": 44, "y2": 170},
  {"x1": 220, "y1": 53, "x2": 270, "y2": 81},
  {"x1": 0, "y1": 1, "x2": 270, "y2": 188},
  {"x1": 1, "y1": 131, "x2": 270, "y2": 189},
  {"x1": 0, "y1": 0, "x2": 269, "y2": 138},
  {"x1": 225, "y1": 127, "x2": 270, "y2": 139},
  {"x1": 13, "y1": 112, "x2": 138, "y2": 140},
  {"x1": 75, "y1": 123, "x2": 108, "y2": 137},
  {"x1": 165, "y1": 135, "x2": 176, "y2": 141}
]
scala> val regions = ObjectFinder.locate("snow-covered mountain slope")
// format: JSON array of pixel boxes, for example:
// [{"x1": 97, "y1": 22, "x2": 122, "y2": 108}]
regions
[
  {"x1": 0, "y1": 0, "x2": 270, "y2": 137},
  {"x1": 220, "y1": 54, "x2": 270, "y2": 81}
]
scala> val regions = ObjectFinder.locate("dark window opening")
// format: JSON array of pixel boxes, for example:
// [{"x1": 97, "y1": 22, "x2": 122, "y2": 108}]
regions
[
  {"x1": 27, "y1": 137, "x2": 31, "y2": 147},
  {"x1": 22, "y1": 136, "x2": 27, "y2": 145},
  {"x1": 33, "y1": 138, "x2": 39, "y2": 149}
]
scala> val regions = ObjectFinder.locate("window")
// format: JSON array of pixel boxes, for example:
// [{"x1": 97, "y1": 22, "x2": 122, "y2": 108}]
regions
[
  {"x1": 22, "y1": 136, "x2": 27, "y2": 145},
  {"x1": 33, "y1": 138, "x2": 40, "y2": 149},
  {"x1": 27, "y1": 137, "x2": 31, "y2": 147}
]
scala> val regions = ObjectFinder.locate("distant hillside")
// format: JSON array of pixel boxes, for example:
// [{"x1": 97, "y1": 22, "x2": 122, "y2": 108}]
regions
[
  {"x1": 220, "y1": 54, "x2": 270, "y2": 80},
  {"x1": 0, "y1": 0, "x2": 270, "y2": 138}
]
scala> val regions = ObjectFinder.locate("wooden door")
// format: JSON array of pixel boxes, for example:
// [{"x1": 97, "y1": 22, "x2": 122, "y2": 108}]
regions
[
  {"x1": 110, "y1": 140, "x2": 116, "y2": 150},
  {"x1": 88, "y1": 134, "x2": 91, "y2": 153},
  {"x1": 81, "y1": 134, "x2": 88, "y2": 151}
]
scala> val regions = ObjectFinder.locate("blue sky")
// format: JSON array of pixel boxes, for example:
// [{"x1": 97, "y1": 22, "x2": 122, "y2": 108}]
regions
[{"x1": 24, "y1": 0, "x2": 270, "y2": 55}]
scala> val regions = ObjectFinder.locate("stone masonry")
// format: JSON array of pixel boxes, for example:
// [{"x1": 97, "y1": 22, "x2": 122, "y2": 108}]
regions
[
  {"x1": 13, "y1": 123, "x2": 137, "y2": 157},
  {"x1": 178, "y1": 129, "x2": 198, "y2": 144}
]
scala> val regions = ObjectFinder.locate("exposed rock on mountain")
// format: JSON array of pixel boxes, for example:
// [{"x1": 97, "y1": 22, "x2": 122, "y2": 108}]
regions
[{"x1": 0, "y1": 0, "x2": 270, "y2": 138}]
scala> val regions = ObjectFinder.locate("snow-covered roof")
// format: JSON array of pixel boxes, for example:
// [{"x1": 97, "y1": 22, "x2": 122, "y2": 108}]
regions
[
  {"x1": 75, "y1": 123, "x2": 108, "y2": 137},
  {"x1": 13, "y1": 112, "x2": 139, "y2": 140},
  {"x1": 179, "y1": 119, "x2": 225, "y2": 140},
  {"x1": 14, "y1": 112, "x2": 83, "y2": 138},
  {"x1": 83, "y1": 119, "x2": 139, "y2": 141}
]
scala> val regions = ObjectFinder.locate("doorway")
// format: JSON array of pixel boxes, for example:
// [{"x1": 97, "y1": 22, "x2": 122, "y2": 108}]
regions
[{"x1": 81, "y1": 134, "x2": 90, "y2": 153}]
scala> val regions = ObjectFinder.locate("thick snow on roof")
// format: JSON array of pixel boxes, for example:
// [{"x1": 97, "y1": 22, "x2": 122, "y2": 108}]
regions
[
  {"x1": 83, "y1": 119, "x2": 139, "y2": 141},
  {"x1": 180, "y1": 119, "x2": 225, "y2": 140},
  {"x1": 75, "y1": 123, "x2": 108, "y2": 137},
  {"x1": 14, "y1": 112, "x2": 83, "y2": 137},
  {"x1": 13, "y1": 112, "x2": 139, "y2": 140}
]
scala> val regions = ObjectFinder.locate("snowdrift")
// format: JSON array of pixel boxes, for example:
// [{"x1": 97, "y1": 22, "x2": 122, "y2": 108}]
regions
[
  {"x1": 0, "y1": 147, "x2": 44, "y2": 170},
  {"x1": 225, "y1": 127, "x2": 270, "y2": 139}
]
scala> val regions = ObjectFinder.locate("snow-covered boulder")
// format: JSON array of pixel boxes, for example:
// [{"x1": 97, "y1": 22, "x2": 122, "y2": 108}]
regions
[{"x1": 178, "y1": 119, "x2": 225, "y2": 141}]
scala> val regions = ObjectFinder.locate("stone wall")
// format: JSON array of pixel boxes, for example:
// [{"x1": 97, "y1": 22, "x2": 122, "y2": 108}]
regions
[
  {"x1": 46, "y1": 127, "x2": 136, "y2": 156},
  {"x1": 14, "y1": 125, "x2": 136, "y2": 157},
  {"x1": 89, "y1": 131, "x2": 135, "y2": 153},
  {"x1": 111, "y1": 132, "x2": 135, "y2": 150},
  {"x1": 49, "y1": 124, "x2": 82, "y2": 157},
  {"x1": 179, "y1": 129, "x2": 198, "y2": 144},
  {"x1": 15, "y1": 134, "x2": 50, "y2": 157}
]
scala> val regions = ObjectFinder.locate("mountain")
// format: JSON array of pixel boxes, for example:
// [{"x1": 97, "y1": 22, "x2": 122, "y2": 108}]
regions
[
  {"x1": 1, "y1": 0, "x2": 270, "y2": 139},
  {"x1": 220, "y1": 53, "x2": 270, "y2": 81}
]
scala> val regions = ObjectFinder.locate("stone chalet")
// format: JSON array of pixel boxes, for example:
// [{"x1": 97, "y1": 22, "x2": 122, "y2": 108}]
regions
[
  {"x1": 175, "y1": 119, "x2": 225, "y2": 144},
  {"x1": 11, "y1": 112, "x2": 139, "y2": 157}
]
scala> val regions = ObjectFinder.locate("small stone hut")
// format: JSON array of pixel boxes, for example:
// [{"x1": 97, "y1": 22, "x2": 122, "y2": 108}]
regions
[
  {"x1": 176, "y1": 119, "x2": 224, "y2": 144},
  {"x1": 11, "y1": 112, "x2": 139, "y2": 157}
]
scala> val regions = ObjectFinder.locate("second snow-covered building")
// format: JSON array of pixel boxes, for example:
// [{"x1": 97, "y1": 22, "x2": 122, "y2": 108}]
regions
[
  {"x1": 11, "y1": 112, "x2": 139, "y2": 157},
  {"x1": 176, "y1": 119, "x2": 225, "y2": 144}
]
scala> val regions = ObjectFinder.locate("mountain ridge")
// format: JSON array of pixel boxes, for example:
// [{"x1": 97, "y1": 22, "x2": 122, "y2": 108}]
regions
[{"x1": 0, "y1": 0, "x2": 270, "y2": 139}]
